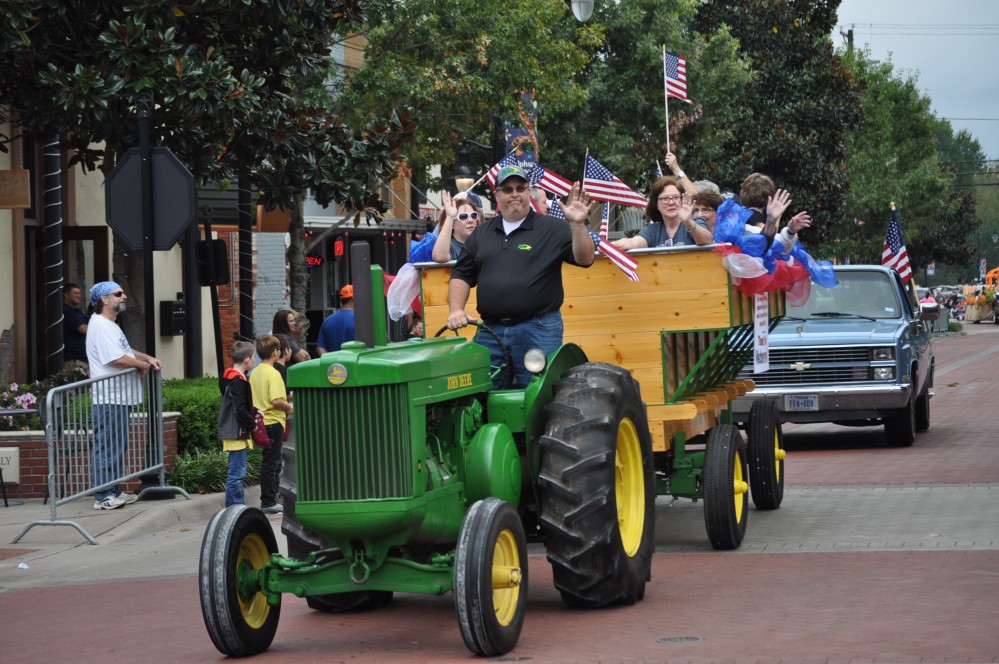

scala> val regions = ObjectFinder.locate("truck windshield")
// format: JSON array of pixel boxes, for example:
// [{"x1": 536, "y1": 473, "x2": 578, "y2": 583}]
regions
[{"x1": 788, "y1": 271, "x2": 902, "y2": 320}]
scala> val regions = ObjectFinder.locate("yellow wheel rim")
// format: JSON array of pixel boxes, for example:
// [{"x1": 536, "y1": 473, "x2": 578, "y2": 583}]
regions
[
  {"x1": 615, "y1": 417, "x2": 645, "y2": 557},
  {"x1": 733, "y1": 450, "x2": 748, "y2": 523},
  {"x1": 491, "y1": 528, "x2": 522, "y2": 627},
  {"x1": 773, "y1": 429, "x2": 783, "y2": 483},
  {"x1": 237, "y1": 532, "x2": 272, "y2": 629}
]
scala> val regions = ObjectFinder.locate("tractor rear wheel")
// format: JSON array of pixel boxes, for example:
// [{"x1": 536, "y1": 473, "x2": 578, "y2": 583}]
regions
[
  {"x1": 747, "y1": 399, "x2": 785, "y2": 510},
  {"x1": 199, "y1": 505, "x2": 281, "y2": 656},
  {"x1": 539, "y1": 363, "x2": 655, "y2": 608},
  {"x1": 703, "y1": 424, "x2": 749, "y2": 550},
  {"x1": 455, "y1": 498, "x2": 528, "y2": 657}
]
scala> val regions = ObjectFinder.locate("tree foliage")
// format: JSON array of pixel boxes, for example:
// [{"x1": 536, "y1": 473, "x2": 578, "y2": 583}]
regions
[
  {"x1": 839, "y1": 50, "x2": 977, "y2": 273},
  {"x1": 1, "y1": 1, "x2": 414, "y2": 344},
  {"x1": 342, "y1": 0, "x2": 601, "y2": 180}
]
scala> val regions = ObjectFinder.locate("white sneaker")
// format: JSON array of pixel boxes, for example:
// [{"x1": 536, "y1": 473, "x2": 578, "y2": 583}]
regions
[
  {"x1": 260, "y1": 503, "x2": 283, "y2": 515},
  {"x1": 94, "y1": 495, "x2": 126, "y2": 510},
  {"x1": 118, "y1": 492, "x2": 139, "y2": 505}
]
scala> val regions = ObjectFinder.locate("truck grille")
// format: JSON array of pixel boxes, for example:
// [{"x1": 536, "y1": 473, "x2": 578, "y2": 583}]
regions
[
  {"x1": 295, "y1": 384, "x2": 413, "y2": 501},
  {"x1": 739, "y1": 346, "x2": 884, "y2": 387}
]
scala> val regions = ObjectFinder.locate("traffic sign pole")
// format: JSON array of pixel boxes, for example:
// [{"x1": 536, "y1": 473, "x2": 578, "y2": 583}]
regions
[{"x1": 138, "y1": 93, "x2": 156, "y2": 356}]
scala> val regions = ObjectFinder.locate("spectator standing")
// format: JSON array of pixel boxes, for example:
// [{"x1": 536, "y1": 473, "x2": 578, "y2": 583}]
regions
[
  {"x1": 218, "y1": 341, "x2": 257, "y2": 507},
  {"x1": 62, "y1": 283, "x2": 89, "y2": 371},
  {"x1": 86, "y1": 281, "x2": 161, "y2": 510},
  {"x1": 271, "y1": 309, "x2": 310, "y2": 365},
  {"x1": 316, "y1": 285, "x2": 356, "y2": 354},
  {"x1": 273, "y1": 333, "x2": 293, "y2": 391},
  {"x1": 250, "y1": 335, "x2": 292, "y2": 515}
]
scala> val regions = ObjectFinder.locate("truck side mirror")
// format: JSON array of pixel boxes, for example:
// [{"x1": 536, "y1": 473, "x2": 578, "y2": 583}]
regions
[{"x1": 919, "y1": 303, "x2": 940, "y2": 322}]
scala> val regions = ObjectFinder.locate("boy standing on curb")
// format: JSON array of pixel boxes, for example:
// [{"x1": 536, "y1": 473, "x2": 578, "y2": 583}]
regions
[
  {"x1": 218, "y1": 341, "x2": 257, "y2": 507},
  {"x1": 250, "y1": 335, "x2": 293, "y2": 515}
]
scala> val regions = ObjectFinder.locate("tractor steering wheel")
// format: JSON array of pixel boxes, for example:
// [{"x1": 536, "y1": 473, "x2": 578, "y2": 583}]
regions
[{"x1": 434, "y1": 320, "x2": 515, "y2": 389}]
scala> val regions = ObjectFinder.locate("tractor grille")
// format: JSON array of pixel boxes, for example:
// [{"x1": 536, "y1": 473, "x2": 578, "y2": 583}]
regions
[
  {"x1": 295, "y1": 384, "x2": 413, "y2": 501},
  {"x1": 739, "y1": 346, "x2": 884, "y2": 387}
]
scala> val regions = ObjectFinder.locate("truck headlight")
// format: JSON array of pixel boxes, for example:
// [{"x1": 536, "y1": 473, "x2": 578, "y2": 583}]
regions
[
  {"x1": 872, "y1": 347, "x2": 894, "y2": 361},
  {"x1": 874, "y1": 367, "x2": 895, "y2": 380}
]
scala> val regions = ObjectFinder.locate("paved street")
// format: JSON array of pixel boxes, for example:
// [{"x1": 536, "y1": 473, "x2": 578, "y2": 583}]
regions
[{"x1": 0, "y1": 324, "x2": 997, "y2": 663}]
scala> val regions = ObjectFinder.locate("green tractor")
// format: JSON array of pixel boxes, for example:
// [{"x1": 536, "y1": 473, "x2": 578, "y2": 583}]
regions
[{"x1": 198, "y1": 258, "x2": 656, "y2": 657}]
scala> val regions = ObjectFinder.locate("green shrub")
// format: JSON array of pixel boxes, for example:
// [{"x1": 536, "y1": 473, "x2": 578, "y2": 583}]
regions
[
  {"x1": 948, "y1": 320, "x2": 963, "y2": 333},
  {"x1": 168, "y1": 447, "x2": 262, "y2": 494},
  {"x1": 163, "y1": 376, "x2": 220, "y2": 455}
]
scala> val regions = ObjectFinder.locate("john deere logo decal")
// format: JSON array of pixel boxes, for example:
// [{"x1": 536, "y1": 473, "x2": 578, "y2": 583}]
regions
[
  {"x1": 327, "y1": 363, "x2": 349, "y2": 385},
  {"x1": 517, "y1": 243, "x2": 533, "y2": 251}
]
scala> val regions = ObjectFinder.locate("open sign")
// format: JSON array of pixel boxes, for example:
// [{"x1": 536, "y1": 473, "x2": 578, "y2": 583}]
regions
[{"x1": 306, "y1": 253, "x2": 324, "y2": 269}]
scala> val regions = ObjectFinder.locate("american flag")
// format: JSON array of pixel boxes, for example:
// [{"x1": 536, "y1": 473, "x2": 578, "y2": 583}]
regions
[
  {"x1": 664, "y1": 51, "x2": 693, "y2": 105},
  {"x1": 599, "y1": 202, "x2": 610, "y2": 241},
  {"x1": 528, "y1": 165, "x2": 573, "y2": 197},
  {"x1": 583, "y1": 155, "x2": 647, "y2": 208},
  {"x1": 881, "y1": 207, "x2": 912, "y2": 282},
  {"x1": 549, "y1": 196, "x2": 639, "y2": 281},
  {"x1": 485, "y1": 150, "x2": 521, "y2": 190}
]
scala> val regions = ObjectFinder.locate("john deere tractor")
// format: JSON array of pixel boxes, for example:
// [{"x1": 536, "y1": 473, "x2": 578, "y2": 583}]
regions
[{"x1": 198, "y1": 247, "x2": 656, "y2": 657}]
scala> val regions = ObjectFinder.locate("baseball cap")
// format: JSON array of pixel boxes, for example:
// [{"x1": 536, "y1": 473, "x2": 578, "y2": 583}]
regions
[
  {"x1": 495, "y1": 166, "x2": 529, "y2": 187},
  {"x1": 340, "y1": 285, "x2": 353, "y2": 299}
]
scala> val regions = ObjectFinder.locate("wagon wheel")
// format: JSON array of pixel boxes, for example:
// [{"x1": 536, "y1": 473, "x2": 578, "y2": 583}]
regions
[
  {"x1": 703, "y1": 424, "x2": 749, "y2": 550},
  {"x1": 435, "y1": 321, "x2": 514, "y2": 389},
  {"x1": 455, "y1": 498, "x2": 528, "y2": 657},
  {"x1": 199, "y1": 505, "x2": 281, "y2": 656},
  {"x1": 539, "y1": 363, "x2": 655, "y2": 607},
  {"x1": 747, "y1": 399, "x2": 785, "y2": 510}
]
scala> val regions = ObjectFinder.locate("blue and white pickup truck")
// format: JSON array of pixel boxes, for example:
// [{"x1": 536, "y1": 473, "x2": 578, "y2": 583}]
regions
[{"x1": 732, "y1": 265, "x2": 937, "y2": 446}]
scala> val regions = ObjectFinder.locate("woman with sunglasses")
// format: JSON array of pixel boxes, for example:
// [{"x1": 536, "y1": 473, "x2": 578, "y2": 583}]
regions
[
  {"x1": 611, "y1": 175, "x2": 713, "y2": 250},
  {"x1": 431, "y1": 190, "x2": 482, "y2": 263}
]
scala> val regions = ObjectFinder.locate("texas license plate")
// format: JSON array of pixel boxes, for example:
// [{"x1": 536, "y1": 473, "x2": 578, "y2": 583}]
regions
[{"x1": 784, "y1": 394, "x2": 819, "y2": 411}]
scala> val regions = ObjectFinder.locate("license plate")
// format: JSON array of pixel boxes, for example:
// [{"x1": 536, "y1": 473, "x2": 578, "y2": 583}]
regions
[{"x1": 784, "y1": 394, "x2": 819, "y2": 411}]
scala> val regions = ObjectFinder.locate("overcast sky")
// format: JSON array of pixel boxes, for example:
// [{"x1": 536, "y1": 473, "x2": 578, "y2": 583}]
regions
[{"x1": 835, "y1": 0, "x2": 999, "y2": 160}]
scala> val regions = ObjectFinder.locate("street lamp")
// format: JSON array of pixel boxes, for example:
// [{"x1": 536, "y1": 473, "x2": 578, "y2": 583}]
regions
[
  {"x1": 570, "y1": 0, "x2": 595, "y2": 21},
  {"x1": 452, "y1": 147, "x2": 476, "y2": 192}
]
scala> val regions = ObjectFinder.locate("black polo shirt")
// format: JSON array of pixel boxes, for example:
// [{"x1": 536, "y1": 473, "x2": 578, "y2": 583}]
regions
[{"x1": 451, "y1": 210, "x2": 587, "y2": 322}]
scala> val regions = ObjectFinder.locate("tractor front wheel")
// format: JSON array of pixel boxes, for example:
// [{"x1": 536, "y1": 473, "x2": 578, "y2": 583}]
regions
[
  {"x1": 747, "y1": 399, "x2": 785, "y2": 510},
  {"x1": 703, "y1": 424, "x2": 749, "y2": 550},
  {"x1": 199, "y1": 505, "x2": 281, "y2": 656},
  {"x1": 539, "y1": 363, "x2": 655, "y2": 608},
  {"x1": 455, "y1": 498, "x2": 528, "y2": 657}
]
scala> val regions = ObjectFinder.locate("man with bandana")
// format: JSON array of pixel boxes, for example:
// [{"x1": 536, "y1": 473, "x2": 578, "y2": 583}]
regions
[{"x1": 86, "y1": 281, "x2": 162, "y2": 510}]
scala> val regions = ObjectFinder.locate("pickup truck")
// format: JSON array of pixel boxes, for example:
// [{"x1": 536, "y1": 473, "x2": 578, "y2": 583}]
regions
[{"x1": 732, "y1": 265, "x2": 937, "y2": 446}]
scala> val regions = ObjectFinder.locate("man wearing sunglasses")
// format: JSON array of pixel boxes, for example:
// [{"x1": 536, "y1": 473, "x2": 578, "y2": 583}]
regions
[
  {"x1": 86, "y1": 281, "x2": 162, "y2": 510},
  {"x1": 447, "y1": 165, "x2": 596, "y2": 388}
]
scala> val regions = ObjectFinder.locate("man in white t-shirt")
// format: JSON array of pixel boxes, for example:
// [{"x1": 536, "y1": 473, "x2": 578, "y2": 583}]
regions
[{"x1": 86, "y1": 281, "x2": 162, "y2": 510}]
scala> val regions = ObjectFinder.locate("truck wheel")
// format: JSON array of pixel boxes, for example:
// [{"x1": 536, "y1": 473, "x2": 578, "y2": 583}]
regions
[
  {"x1": 914, "y1": 388, "x2": 930, "y2": 432},
  {"x1": 286, "y1": 535, "x2": 394, "y2": 612},
  {"x1": 885, "y1": 397, "x2": 916, "y2": 447},
  {"x1": 199, "y1": 505, "x2": 281, "y2": 656},
  {"x1": 703, "y1": 424, "x2": 749, "y2": 550},
  {"x1": 455, "y1": 498, "x2": 527, "y2": 657},
  {"x1": 539, "y1": 363, "x2": 655, "y2": 608},
  {"x1": 747, "y1": 399, "x2": 785, "y2": 510}
]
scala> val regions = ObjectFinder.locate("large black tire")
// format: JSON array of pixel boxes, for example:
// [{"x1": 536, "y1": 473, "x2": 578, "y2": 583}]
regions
[
  {"x1": 286, "y1": 534, "x2": 394, "y2": 612},
  {"x1": 199, "y1": 505, "x2": 281, "y2": 656},
  {"x1": 885, "y1": 396, "x2": 916, "y2": 447},
  {"x1": 538, "y1": 363, "x2": 655, "y2": 608},
  {"x1": 455, "y1": 498, "x2": 528, "y2": 657},
  {"x1": 703, "y1": 424, "x2": 749, "y2": 550},
  {"x1": 914, "y1": 388, "x2": 931, "y2": 433},
  {"x1": 747, "y1": 399, "x2": 785, "y2": 510}
]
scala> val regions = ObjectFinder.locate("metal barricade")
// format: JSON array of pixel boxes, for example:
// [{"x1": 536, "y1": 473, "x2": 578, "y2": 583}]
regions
[{"x1": 13, "y1": 368, "x2": 190, "y2": 545}]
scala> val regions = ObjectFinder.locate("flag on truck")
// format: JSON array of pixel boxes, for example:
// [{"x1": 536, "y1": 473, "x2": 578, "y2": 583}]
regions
[{"x1": 882, "y1": 204, "x2": 912, "y2": 282}]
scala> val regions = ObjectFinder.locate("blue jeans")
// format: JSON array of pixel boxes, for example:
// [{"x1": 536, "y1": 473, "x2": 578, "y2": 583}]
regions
[
  {"x1": 476, "y1": 310, "x2": 564, "y2": 389},
  {"x1": 226, "y1": 449, "x2": 247, "y2": 507},
  {"x1": 92, "y1": 404, "x2": 130, "y2": 501}
]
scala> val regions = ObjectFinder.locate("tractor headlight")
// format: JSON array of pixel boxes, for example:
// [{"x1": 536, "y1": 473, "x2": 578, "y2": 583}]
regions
[{"x1": 524, "y1": 348, "x2": 547, "y2": 375}]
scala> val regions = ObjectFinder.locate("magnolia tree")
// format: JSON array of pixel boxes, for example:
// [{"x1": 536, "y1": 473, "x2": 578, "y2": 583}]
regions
[{"x1": 1, "y1": 0, "x2": 413, "y2": 340}]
